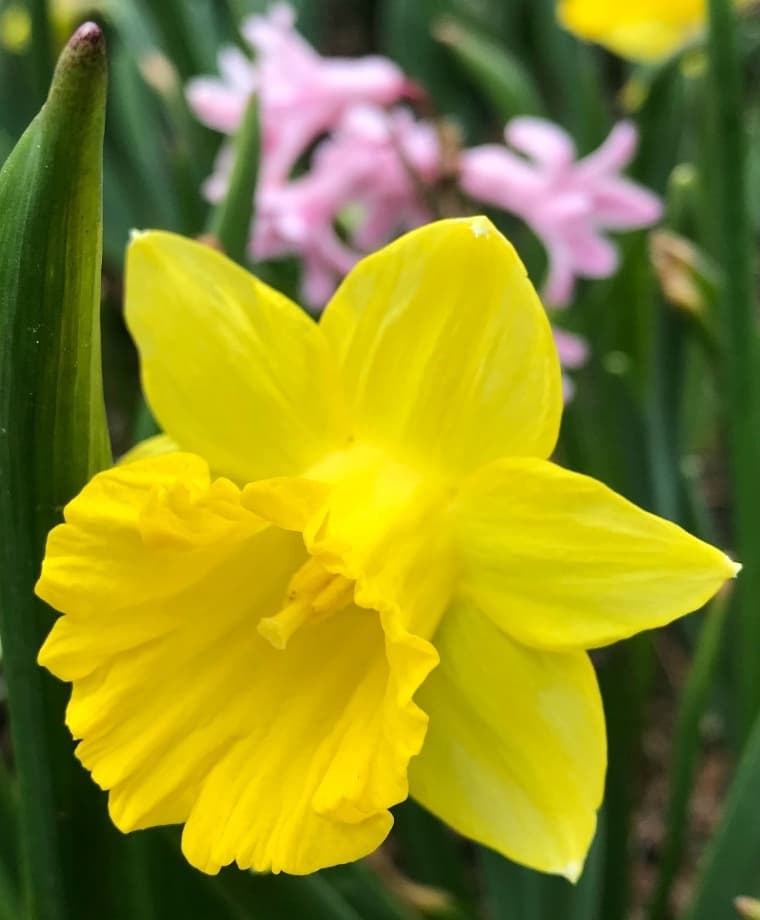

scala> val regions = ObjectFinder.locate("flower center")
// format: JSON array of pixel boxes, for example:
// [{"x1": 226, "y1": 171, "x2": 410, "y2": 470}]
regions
[{"x1": 257, "y1": 556, "x2": 355, "y2": 650}]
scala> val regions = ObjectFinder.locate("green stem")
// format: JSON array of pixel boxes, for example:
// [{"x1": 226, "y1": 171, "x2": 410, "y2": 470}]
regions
[
  {"x1": 647, "y1": 600, "x2": 728, "y2": 920},
  {"x1": 646, "y1": 302, "x2": 687, "y2": 524},
  {"x1": 208, "y1": 95, "x2": 260, "y2": 266},
  {"x1": 136, "y1": 0, "x2": 201, "y2": 82},
  {"x1": 598, "y1": 635, "x2": 655, "y2": 920},
  {"x1": 0, "y1": 607, "x2": 66, "y2": 920},
  {"x1": 706, "y1": 0, "x2": 760, "y2": 744}
]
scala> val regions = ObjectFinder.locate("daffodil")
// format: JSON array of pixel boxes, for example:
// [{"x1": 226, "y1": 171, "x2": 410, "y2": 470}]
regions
[
  {"x1": 557, "y1": 0, "x2": 747, "y2": 61},
  {"x1": 36, "y1": 217, "x2": 737, "y2": 879}
]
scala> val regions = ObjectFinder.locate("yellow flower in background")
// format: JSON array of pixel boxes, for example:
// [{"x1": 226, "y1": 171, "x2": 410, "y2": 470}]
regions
[
  {"x1": 0, "y1": 0, "x2": 113, "y2": 54},
  {"x1": 49, "y1": 0, "x2": 111, "y2": 50},
  {"x1": 36, "y1": 218, "x2": 737, "y2": 879},
  {"x1": 0, "y1": 4, "x2": 31, "y2": 54},
  {"x1": 557, "y1": 0, "x2": 746, "y2": 61}
]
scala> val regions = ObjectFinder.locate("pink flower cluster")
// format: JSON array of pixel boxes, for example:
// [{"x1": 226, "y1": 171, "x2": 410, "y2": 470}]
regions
[
  {"x1": 186, "y1": 3, "x2": 663, "y2": 395},
  {"x1": 460, "y1": 119, "x2": 662, "y2": 307}
]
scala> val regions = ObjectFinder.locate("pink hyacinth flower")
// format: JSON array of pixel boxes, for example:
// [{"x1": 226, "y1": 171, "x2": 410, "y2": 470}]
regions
[
  {"x1": 459, "y1": 117, "x2": 663, "y2": 307},
  {"x1": 184, "y1": 45, "x2": 258, "y2": 135},
  {"x1": 187, "y1": 3, "x2": 411, "y2": 183},
  {"x1": 252, "y1": 105, "x2": 441, "y2": 307},
  {"x1": 553, "y1": 328, "x2": 590, "y2": 402}
]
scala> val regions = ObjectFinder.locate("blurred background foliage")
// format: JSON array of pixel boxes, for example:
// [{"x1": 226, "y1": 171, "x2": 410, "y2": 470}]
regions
[{"x1": 1, "y1": 0, "x2": 760, "y2": 918}]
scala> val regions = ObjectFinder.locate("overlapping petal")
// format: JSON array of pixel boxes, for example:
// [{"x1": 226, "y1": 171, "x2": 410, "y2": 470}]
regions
[
  {"x1": 409, "y1": 598, "x2": 605, "y2": 880},
  {"x1": 451, "y1": 457, "x2": 739, "y2": 650},
  {"x1": 126, "y1": 232, "x2": 349, "y2": 484},
  {"x1": 319, "y1": 217, "x2": 562, "y2": 474},
  {"x1": 36, "y1": 454, "x2": 432, "y2": 875},
  {"x1": 119, "y1": 433, "x2": 179, "y2": 465}
]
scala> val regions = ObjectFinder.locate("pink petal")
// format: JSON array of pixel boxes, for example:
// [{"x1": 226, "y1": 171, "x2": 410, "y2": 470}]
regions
[
  {"x1": 459, "y1": 145, "x2": 543, "y2": 210},
  {"x1": 553, "y1": 328, "x2": 590, "y2": 369},
  {"x1": 569, "y1": 229, "x2": 619, "y2": 277},
  {"x1": 185, "y1": 78, "x2": 246, "y2": 133},
  {"x1": 536, "y1": 191, "x2": 593, "y2": 224},
  {"x1": 591, "y1": 177, "x2": 663, "y2": 229},
  {"x1": 542, "y1": 243, "x2": 577, "y2": 307},
  {"x1": 218, "y1": 46, "x2": 257, "y2": 91},
  {"x1": 575, "y1": 121, "x2": 638, "y2": 181},
  {"x1": 320, "y1": 57, "x2": 406, "y2": 106},
  {"x1": 505, "y1": 117, "x2": 576, "y2": 172}
]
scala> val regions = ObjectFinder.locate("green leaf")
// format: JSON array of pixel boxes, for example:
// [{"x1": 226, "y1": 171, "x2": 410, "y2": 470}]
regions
[
  {"x1": 324, "y1": 863, "x2": 422, "y2": 920},
  {"x1": 208, "y1": 94, "x2": 260, "y2": 266},
  {"x1": 597, "y1": 637, "x2": 655, "y2": 920},
  {"x1": 684, "y1": 709, "x2": 760, "y2": 919},
  {"x1": 379, "y1": 0, "x2": 488, "y2": 139},
  {"x1": 392, "y1": 799, "x2": 475, "y2": 911},
  {"x1": 478, "y1": 818, "x2": 604, "y2": 920},
  {"x1": 0, "y1": 21, "x2": 110, "y2": 920},
  {"x1": 647, "y1": 601, "x2": 728, "y2": 920},
  {"x1": 706, "y1": 0, "x2": 760, "y2": 746},
  {"x1": 433, "y1": 17, "x2": 544, "y2": 120}
]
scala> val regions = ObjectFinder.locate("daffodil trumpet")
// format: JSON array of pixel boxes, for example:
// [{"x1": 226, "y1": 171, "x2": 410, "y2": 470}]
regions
[{"x1": 36, "y1": 218, "x2": 737, "y2": 880}]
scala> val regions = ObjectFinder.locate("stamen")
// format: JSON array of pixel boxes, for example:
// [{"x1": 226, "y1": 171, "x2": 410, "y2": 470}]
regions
[
  {"x1": 258, "y1": 558, "x2": 355, "y2": 650},
  {"x1": 312, "y1": 574, "x2": 354, "y2": 615},
  {"x1": 258, "y1": 599, "x2": 312, "y2": 650}
]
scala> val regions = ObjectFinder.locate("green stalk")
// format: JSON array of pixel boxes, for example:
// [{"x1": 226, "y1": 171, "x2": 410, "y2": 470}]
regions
[
  {"x1": 433, "y1": 17, "x2": 544, "y2": 119},
  {"x1": 598, "y1": 635, "x2": 655, "y2": 920},
  {"x1": 135, "y1": 0, "x2": 202, "y2": 83},
  {"x1": 208, "y1": 94, "x2": 260, "y2": 266},
  {"x1": 706, "y1": 0, "x2": 760, "y2": 744},
  {"x1": 0, "y1": 23, "x2": 110, "y2": 920},
  {"x1": 684, "y1": 707, "x2": 760, "y2": 918},
  {"x1": 647, "y1": 600, "x2": 728, "y2": 920}
]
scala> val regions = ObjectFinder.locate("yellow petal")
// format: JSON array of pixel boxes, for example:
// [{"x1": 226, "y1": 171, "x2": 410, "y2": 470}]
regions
[
  {"x1": 410, "y1": 599, "x2": 604, "y2": 880},
  {"x1": 555, "y1": 0, "x2": 747, "y2": 61},
  {"x1": 319, "y1": 218, "x2": 562, "y2": 475},
  {"x1": 37, "y1": 455, "x2": 431, "y2": 875},
  {"x1": 118, "y1": 433, "x2": 179, "y2": 465},
  {"x1": 126, "y1": 231, "x2": 349, "y2": 484},
  {"x1": 452, "y1": 458, "x2": 739, "y2": 650}
]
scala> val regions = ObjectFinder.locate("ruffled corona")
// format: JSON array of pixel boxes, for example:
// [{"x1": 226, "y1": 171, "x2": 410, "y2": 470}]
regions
[{"x1": 37, "y1": 218, "x2": 738, "y2": 879}]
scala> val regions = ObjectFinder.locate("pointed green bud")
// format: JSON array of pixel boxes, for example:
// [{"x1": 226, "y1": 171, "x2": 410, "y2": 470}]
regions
[
  {"x1": 0, "y1": 21, "x2": 110, "y2": 534},
  {"x1": 0, "y1": 23, "x2": 109, "y2": 920}
]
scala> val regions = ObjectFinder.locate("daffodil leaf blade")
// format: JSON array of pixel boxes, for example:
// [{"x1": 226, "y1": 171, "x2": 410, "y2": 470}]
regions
[
  {"x1": 0, "y1": 21, "x2": 111, "y2": 520},
  {"x1": 434, "y1": 16, "x2": 544, "y2": 120},
  {"x1": 684, "y1": 709, "x2": 760, "y2": 919},
  {"x1": 0, "y1": 22, "x2": 112, "y2": 920},
  {"x1": 208, "y1": 93, "x2": 260, "y2": 266}
]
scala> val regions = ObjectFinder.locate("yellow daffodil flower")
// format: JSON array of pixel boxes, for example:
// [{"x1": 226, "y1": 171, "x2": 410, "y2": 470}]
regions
[
  {"x1": 557, "y1": 0, "x2": 747, "y2": 61},
  {"x1": 36, "y1": 217, "x2": 737, "y2": 880}
]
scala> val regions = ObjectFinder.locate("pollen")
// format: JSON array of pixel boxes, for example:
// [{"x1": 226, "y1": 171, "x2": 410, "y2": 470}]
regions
[{"x1": 257, "y1": 557, "x2": 355, "y2": 650}]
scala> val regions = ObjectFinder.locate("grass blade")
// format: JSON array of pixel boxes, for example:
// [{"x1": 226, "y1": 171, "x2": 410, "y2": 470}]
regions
[{"x1": 706, "y1": 0, "x2": 760, "y2": 743}]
